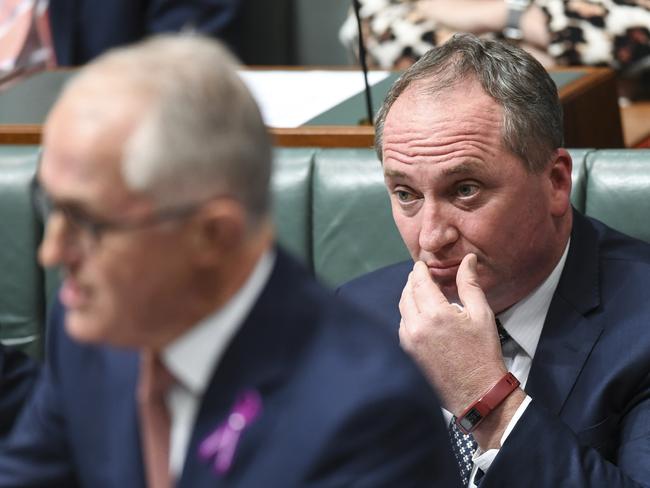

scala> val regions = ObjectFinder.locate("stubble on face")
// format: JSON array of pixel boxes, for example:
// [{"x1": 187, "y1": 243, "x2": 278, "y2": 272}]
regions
[{"x1": 382, "y1": 80, "x2": 562, "y2": 312}]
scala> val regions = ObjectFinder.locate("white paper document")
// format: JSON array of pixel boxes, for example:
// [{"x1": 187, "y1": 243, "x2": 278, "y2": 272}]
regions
[{"x1": 238, "y1": 70, "x2": 390, "y2": 128}]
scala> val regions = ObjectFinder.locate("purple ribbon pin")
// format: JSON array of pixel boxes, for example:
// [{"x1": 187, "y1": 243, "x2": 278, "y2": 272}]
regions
[{"x1": 198, "y1": 389, "x2": 263, "y2": 475}]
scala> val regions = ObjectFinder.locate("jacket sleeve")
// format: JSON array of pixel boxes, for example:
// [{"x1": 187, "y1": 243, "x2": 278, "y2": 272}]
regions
[
  {"x1": 481, "y1": 396, "x2": 650, "y2": 487},
  {"x1": 0, "y1": 344, "x2": 38, "y2": 438}
]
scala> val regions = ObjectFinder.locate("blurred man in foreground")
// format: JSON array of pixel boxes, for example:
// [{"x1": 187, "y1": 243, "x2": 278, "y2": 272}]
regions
[
  {"x1": 340, "y1": 34, "x2": 650, "y2": 487},
  {"x1": 0, "y1": 35, "x2": 461, "y2": 487}
]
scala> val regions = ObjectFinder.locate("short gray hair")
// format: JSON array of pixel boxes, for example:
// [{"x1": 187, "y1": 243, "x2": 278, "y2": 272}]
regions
[
  {"x1": 375, "y1": 33, "x2": 563, "y2": 173},
  {"x1": 69, "y1": 34, "x2": 271, "y2": 224}
]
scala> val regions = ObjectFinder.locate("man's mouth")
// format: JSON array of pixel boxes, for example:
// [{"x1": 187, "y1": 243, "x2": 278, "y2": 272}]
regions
[
  {"x1": 59, "y1": 277, "x2": 89, "y2": 309},
  {"x1": 426, "y1": 261, "x2": 461, "y2": 280}
]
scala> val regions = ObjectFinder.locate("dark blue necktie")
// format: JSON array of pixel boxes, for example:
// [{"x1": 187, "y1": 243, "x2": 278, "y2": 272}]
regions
[{"x1": 448, "y1": 319, "x2": 511, "y2": 486}]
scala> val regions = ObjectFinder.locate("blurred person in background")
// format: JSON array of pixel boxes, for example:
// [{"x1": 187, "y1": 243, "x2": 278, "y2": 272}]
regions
[
  {"x1": 341, "y1": 0, "x2": 650, "y2": 99},
  {"x1": 49, "y1": 0, "x2": 244, "y2": 65}
]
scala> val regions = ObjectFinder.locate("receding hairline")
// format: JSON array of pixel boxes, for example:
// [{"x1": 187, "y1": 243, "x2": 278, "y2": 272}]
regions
[{"x1": 375, "y1": 34, "x2": 563, "y2": 173}]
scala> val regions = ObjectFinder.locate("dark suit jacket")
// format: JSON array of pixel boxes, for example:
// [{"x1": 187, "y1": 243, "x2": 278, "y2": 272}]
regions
[
  {"x1": 338, "y1": 211, "x2": 650, "y2": 487},
  {"x1": 0, "y1": 345, "x2": 38, "y2": 438},
  {"x1": 49, "y1": 0, "x2": 243, "y2": 65},
  {"x1": 0, "y1": 249, "x2": 461, "y2": 487}
]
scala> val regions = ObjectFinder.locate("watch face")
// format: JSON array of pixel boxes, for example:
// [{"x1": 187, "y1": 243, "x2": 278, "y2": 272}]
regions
[{"x1": 459, "y1": 408, "x2": 483, "y2": 431}]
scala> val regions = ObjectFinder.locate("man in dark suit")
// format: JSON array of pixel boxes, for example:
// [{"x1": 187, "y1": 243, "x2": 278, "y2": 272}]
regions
[
  {"x1": 0, "y1": 345, "x2": 37, "y2": 437},
  {"x1": 339, "y1": 33, "x2": 650, "y2": 487},
  {"x1": 0, "y1": 35, "x2": 461, "y2": 487},
  {"x1": 49, "y1": 0, "x2": 243, "y2": 65}
]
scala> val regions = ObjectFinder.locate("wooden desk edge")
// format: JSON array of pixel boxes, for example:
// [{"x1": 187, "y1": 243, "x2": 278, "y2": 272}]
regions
[
  {"x1": 0, "y1": 125, "x2": 377, "y2": 148},
  {"x1": 0, "y1": 67, "x2": 619, "y2": 148},
  {"x1": 0, "y1": 125, "x2": 41, "y2": 144},
  {"x1": 556, "y1": 67, "x2": 616, "y2": 103},
  {"x1": 271, "y1": 126, "x2": 375, "y2": 148}
]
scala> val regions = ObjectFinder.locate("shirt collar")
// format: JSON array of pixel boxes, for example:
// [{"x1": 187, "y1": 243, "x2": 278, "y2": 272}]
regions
[
  {"x1": 498, "y1": 240, "x2": 570, "y2": 359},
  {"x1": 162, "y1": 250, "x2": 276, "y2": 395}
]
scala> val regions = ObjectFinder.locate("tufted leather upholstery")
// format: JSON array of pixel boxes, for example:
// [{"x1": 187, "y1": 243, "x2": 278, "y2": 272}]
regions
[{"x1": 1, "y1": 146, "x2": 649, "y2": 357}]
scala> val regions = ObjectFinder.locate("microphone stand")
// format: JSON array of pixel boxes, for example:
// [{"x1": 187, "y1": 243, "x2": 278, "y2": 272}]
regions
[{"x1": 352, "y1": 0, "x2": 374, "y2": 126}]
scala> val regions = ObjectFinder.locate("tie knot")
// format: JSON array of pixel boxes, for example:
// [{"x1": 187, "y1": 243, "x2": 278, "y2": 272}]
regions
[
  {"x1": 137, "y1": 350, "x2": 173, "y2": 488},
  {"x1": 138, "y1": 351, "x2": 175, "y2": 402}
]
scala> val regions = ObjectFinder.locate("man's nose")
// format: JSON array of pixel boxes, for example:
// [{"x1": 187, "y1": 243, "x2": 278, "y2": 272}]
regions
[
  {"x1": 418, "y1": 201, "x2": 459, "y2": 253},
  {"x1": 38, "y1": 213, "x2": 83, "y2": 268}
]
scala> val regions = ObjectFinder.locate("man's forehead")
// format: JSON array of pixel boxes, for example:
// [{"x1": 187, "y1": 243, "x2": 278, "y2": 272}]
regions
[
  {"x1": 383, "y1": 158, "x2": 493, "y2": 179},
  {"x1": 40, "y1": 97, "x2": 140, "y2": 192},
  {"x1": 389, "y1": 80, "x2": 497, "y2": 118},
  {"x1": 382, "y1": 79, "x2": 504, "y2": 168},
  {"x1": 52, "y1": 77, "x2": 151, "y2": 129}
]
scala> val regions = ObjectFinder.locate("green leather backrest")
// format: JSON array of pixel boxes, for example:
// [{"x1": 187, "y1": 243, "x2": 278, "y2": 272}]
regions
[
  {"x1": 271, "y1": 148, "x2": 316, "y2": 267},
  {"x1": 311, "y1": 148, "x2": 592, "y2": 287},
  {"x1": 312, "y1": 149, "x2": 410, "y2": 287},
  {"x1": 569, "y1": 149, "x2": 589, "y2": 213},
  {"x1": 1, "y1": 146, "x2": 648, "y2": 358},
  {"x1": 0, "y1": 146, "x2": 44, "y2": 357},
  {"x1": 584, "y1": 149, "x2": 650, "y2": 242}
]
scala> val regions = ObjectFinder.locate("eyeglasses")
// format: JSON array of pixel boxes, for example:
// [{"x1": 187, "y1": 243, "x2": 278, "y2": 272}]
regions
[{"x1": 31, "y1": 179, "x2": 206, "y2": 249}]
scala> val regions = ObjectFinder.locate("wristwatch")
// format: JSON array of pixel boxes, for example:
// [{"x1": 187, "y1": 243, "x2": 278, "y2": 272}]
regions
[
  {"x1": 502, "y1": 0, "x2": 532, "y2": 41},
  {"x1": 455, "y1": 372, "x2": 521, "y2": 434}
]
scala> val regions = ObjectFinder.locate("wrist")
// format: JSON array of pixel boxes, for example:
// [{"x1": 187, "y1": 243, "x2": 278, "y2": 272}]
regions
[
  {"x1": 473, "y1": 388, "x2": 525, "y2": 450},
  {"x1": 455, "y1": 372, "x2": 521, "y2": 436},
  {"x1": 449, "y1": 364, "x2": 508, "y2": 416}
]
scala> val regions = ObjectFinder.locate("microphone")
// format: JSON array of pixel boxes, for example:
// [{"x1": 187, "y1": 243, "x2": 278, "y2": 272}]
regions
[{"x1": 352, "y1": 0, "x2": 374, "y2": 126}]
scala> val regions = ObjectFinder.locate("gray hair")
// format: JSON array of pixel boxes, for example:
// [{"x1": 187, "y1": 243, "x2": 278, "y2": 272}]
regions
[
  {"x1": 375, "y1": 33, "x2": 563, "y2": 173},
  {"x1": 68, "y1": 34, "x2": 271, "y2": 224}
]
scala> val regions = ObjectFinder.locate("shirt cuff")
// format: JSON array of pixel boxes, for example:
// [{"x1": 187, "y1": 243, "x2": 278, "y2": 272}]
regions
[{"x1": 469, "y1": 395, "x2": 532, "y2": 485}]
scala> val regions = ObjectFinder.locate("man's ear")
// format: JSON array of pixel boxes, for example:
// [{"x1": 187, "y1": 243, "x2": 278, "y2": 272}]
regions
[
  {"x1": 190, "y1": 199, "x2": 248, "y2": 266},
  {"x1": 547, "y1": 148, "x2": 572, "y2": 217}
]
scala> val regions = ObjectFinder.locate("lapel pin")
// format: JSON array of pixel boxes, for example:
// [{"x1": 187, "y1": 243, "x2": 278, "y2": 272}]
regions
[{"x1": 198, "y1": 389, "x2": 263, "y2": 475}]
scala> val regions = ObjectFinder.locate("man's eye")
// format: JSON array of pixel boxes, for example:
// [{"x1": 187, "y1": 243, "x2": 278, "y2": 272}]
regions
[
  {"x1": 63, "y1": 207, "x2": 91, "y2": 225},
  {"x1": 395, "y1": 190, "x2": 415, "y2": 202},
  {"x1": 456, "y1": 183, "x2": 479, "y2": 198},
  {"x1": 61, "y1": 207, "x2": 102, "y2": 232}
]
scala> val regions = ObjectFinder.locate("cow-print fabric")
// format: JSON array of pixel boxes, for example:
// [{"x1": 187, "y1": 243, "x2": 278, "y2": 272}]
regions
[{"x1": 340, "y1": 0, "x2": 650, "y2": 75}]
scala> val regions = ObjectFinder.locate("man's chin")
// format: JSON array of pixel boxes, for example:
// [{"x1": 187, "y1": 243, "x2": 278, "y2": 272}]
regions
[{"x1": 64, "y1": 311, "x2": 107, "y2": 345}]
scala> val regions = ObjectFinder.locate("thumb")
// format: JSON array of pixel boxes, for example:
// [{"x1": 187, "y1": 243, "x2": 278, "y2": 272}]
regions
[{"x1": 456, "y1": 253, "x2": 492, "y2": 320}]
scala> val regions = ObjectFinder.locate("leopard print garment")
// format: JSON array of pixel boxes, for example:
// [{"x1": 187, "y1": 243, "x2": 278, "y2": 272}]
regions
[{"x1": 339, "y1": 0, "x2": 650, "y2": 74}]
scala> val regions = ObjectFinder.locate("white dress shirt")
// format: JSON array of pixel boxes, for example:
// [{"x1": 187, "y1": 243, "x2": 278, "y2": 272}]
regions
[
  {"x1": 160, "y1": 250, "x2": 275, "y2": 477},
  {"x1": 442, "y1": 241, "x2": 570, "y2": 487}
]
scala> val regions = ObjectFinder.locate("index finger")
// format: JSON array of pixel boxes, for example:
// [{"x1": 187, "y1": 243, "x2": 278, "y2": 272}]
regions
[
  {"x1": 410, "y1": 260, "x2": 450, "y2": 312},
  {"x1": 456, "y1": 253, "x2": 493, "y2": 322}
]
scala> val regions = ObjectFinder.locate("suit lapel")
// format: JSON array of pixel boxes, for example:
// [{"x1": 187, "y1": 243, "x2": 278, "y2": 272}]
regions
[
  {"x1": 109, "y1": 348, "x2": 147, "y2": 486},
  {"x1": 177, "y1": 250, "x2": 313, "y2": 487},
  {"x1": 526, "y1": 211, "x2": 604, "y2": 415}
]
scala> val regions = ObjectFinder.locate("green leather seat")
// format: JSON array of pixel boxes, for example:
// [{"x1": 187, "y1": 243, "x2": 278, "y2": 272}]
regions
[
  {"x1": 585, "y1": 149, "x2": 650, "y2": 242},
  {"x1": 312, "y1": 149, "x2": 409, "y2": 287},
  {"x1": 569, "y1": 149, "x2": 589, "y2": 213},
  {"x1": 0, "y1": 146, "x2": 44, "y2": 357},
  {"x1": 1, "y1": 145, "x2": 649, "y2": 359},
  {"x1": 312, "y1": 148, "x2": 592, "y2": 287},
  {"x1": 271, "y1": 148, "x2": 316, "y2": 267}
]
